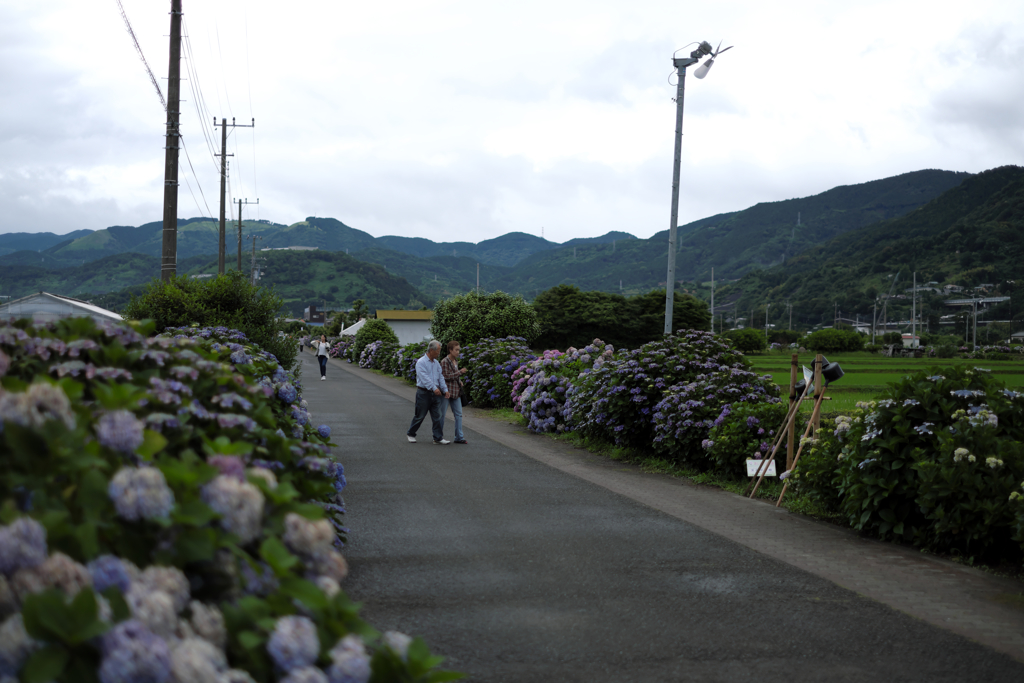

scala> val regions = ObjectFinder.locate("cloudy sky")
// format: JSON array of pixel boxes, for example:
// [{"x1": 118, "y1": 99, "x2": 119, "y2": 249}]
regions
[{"x1": 1, "y1": 0, "x2": 1022, "y2": 244}]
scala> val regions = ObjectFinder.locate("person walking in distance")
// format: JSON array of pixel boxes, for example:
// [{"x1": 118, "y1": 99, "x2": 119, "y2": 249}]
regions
[
  {"x1": 314, "y1": 334, "x2": 330, "y2": 380},
  {"x1": 407, "y1": 340, "x2": 450, "y2": 445},
  {"x1": 439, "y1": 340, "x2": 468, "y2": 444}
]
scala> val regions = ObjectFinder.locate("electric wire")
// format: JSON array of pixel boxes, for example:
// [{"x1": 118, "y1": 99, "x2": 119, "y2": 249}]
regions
[
  {"x1": 178, "y1": 134, "x2": 215, "y2": 219},
  {"x1": 114, "y1": 0, "x2": 165, "y2": 110},
  {"x1": 243, "y1": 7, "x2": 259, "y2": 220}
]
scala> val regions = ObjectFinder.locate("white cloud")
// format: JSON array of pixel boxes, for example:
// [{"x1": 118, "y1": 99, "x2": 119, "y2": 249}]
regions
[{"x1": 0, "y1": 0, "x2": 1021, "y2": 245}]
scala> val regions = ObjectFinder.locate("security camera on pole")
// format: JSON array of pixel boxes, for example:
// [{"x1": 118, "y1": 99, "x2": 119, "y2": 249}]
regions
[{"x1": 663, "y1": 40, "x2": 733, "y2": 335}]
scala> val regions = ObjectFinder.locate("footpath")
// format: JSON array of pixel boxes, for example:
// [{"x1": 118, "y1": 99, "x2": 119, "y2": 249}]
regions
[{"x1": 300, "y1": 350, "x2": 1024, "y2": 682}]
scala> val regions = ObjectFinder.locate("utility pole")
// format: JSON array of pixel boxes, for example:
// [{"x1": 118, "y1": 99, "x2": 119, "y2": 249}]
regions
[
  {"x1": 765, "y1": 303, "x2": 770, "y2": 342},
  {"x1": 710, "y1": 267, "x2": 714, "y2": 328},
  {"x1": 160, "y1": 0, "x2": 183, "y2": 281},
  {"x1": 476, "y1": 263, "x2": 480, "y2": 295},
  {"x1": 912, "y1": 272, "x2": 916, "y2": 349},
  {"x1": 214, "y1": 117, "x2": 255, "y2": 274},
  {"x1": 236, "y1": 198, "x2": 259, "y2": 270},
  {"x1": 249, "y1": 235, "x2": 263, "y2": 285}
]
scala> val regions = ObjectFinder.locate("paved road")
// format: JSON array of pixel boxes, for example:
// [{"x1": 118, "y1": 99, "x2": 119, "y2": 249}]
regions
[{"x1": 300, "y1": 350, "x2": 1024, "y2": 682}]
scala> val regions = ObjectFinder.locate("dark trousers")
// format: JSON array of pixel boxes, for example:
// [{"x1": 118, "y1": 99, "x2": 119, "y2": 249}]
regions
[
  {"x1": 408, "y1": 387, "x2": 443, "y2": 441},
  {"x1": 318, "y1": 355, "x2": 327, "y2": 377}
]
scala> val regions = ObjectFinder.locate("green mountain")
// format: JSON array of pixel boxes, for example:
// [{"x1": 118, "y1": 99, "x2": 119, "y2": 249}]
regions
[
  {"x1": 491, "y1": 169, "x2": 970, "y2": 296},
  {"x1": 180, "y1": 249, "x2": 434, "y2": 318},
  {"x1": 0, "y1": 230, "x2": 93, "y2": 257},
  {"x1": 715, "y1": 165, "x2": 1024, "y2": 328}
]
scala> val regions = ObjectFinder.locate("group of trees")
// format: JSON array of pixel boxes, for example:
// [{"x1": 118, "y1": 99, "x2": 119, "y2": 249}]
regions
[{"x1": 531, "y1": 285, "x2": 711, "y2": 350}]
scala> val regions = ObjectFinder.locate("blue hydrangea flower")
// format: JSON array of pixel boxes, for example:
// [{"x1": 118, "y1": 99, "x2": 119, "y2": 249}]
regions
[
  {"x1": 96, "y1": 410, "x2": 145, "y2": 454},
  {"x1": 327, "y1": 635, "x2": 370, "y2": 683},
  {"x1": 317, "y1": 424, "x2": 331, "y2": 439},
  {"x1": 0, "y1": 517, "x2": 47, "y2": 576},
  {"x1": 108, "y1": 467, "x2": 175, "y2": 522},
  {"x1": 88, "y1": 555, "x2": 136, "y2": 593},
  {"x1": 278, "y1": 384, "x2": 298, "y2": 404},
  {"x1": 98, "y1": 620, "x2": 172, "y2": 683},
  {"x1": 267, "y1": 616, "x2": 319, "y2": 673}
]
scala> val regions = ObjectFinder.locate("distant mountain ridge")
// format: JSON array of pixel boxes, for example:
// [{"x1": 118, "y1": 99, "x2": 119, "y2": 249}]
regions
[{"x1": 0, "y1": 168, "x2": 977, "y2": 311}]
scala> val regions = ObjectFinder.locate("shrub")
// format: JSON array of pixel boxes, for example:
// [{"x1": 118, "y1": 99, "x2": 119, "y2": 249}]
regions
[
  {"x1": 396, "y1": 341, "x2": 431, "y2": 383},
  {"x1": 358, "y1": 340, "x2": 399, "y2": 371},
  {"x1": 329, "y1": 337, "x2": 356, "y2": 361},
  {"x1": 122, "y1": 271, "x2": 298, "y2": 371},
  {"x1": 804, "y1": 328, "x2": 864, "y2": 353},
  {"x1": 702, "y1": 402, "x2": 790, "y2": 476},
  {"x1": 723, "y1": 328, "x2": 767, "y2": 353},
  {"x1": 460, "y1": 337, "x2": 536, "y2": 408},
  {"x1": 651, "y1": 366, "x2": 781, "y2": 466},
  {"x1": 569, "y1": 331, "x2": 752, "y2": 452},
  {"x1": 0, "y1": 318, "x2": 458, "y2": 682},
  {"x1": 430, "y1": 291, "x2": 539, "y2": 347},
  {"x1": 828, "y1": 367, "x2": 1024, "y2": 559},
  {"x1": 787, "y1": 416, "x2": 844, "y2": 513},
  {"x1": 352, "y1": 319, "x2": 399, "y2": 359},
  {"x1": 935, "y1": 344, "x2": 957, "y2": 358},
  {"x1": 511, "y1": 342, "x2": 613, "y2": 434}
]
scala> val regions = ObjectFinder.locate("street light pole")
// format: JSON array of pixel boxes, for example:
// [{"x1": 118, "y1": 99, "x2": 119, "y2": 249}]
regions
[{"x1": 664, "y1": 40, "x2": 727, "y2": 335}]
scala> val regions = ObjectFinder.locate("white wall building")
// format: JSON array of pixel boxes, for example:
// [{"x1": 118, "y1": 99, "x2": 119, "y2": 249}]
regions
[{"x1": 375, "y1": 310, "x2": 433, "y2": 346}]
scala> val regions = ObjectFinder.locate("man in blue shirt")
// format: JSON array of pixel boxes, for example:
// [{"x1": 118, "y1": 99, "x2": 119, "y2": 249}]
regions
[{"x1": 407, "y1": 340, "x2": 450, "y2": 444}]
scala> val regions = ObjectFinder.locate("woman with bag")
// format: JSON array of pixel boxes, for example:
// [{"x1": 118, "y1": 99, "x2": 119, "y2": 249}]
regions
[
  {"x1": 314, "y1": 334, "x2": 330, "y2": 380},
  {"x1": 439, "y1": 340, "x2": 469, "y2": 444}
]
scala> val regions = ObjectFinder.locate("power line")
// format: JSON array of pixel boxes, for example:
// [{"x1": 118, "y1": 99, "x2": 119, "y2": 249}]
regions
[{"x1": 114, "y1": 0, "x2": 165, "y2": 110}]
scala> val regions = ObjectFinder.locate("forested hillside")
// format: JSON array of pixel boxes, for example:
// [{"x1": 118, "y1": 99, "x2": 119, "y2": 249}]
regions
[{"x1": 716, "y1": 165, "x2": 1024, "y2": 328}]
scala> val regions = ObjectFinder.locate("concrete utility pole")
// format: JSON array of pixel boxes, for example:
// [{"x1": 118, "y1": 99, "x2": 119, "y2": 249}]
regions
[
  {"x1": 710, "y1": 267, "x2": 714, "y2": 329},
  {"x1": 249, "y1": 234, "x2": 263, "y2": 285},
  {"x1": 236, "y1": 198, "x2": 259, "y2": 270},
  {"x1": 214, "y1": 117, "x2": 255, "y2": 274},
  {"x1": 160, "y1": 0, "x2": 183, "y2": 281}
]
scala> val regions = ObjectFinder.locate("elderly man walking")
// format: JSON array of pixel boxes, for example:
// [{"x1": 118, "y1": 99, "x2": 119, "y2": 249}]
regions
[{"x1": 407, "y1": 340, "x2": 450, "y2": 445}]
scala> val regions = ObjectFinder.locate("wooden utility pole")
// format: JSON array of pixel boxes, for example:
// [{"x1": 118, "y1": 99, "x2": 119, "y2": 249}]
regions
[
  {"x1": 237, "y1": 198, "x2": 259, "y2": 270},
  {"x1": 249, "y1": 234, "x2": 263, "y2": 285},
  {"x1": 214, "y1": 117, "x2": 255, "y2": 274},
  {"x1": 160, "y1": 0, "x2": 183, "y2": 281}
]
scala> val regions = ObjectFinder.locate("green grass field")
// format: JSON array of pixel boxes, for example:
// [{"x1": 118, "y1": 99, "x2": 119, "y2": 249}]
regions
[{"x1": 747, "y1": 351, "x2": 1024, "y2": 416}]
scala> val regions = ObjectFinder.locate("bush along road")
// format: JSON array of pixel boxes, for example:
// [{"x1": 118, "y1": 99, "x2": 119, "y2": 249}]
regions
[{"x1": 0, "y1": 318, "x2": 460, "y2": 683}]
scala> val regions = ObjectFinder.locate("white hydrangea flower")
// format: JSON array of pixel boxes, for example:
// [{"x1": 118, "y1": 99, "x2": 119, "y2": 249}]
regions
[{"x1": 201, "y1": 476, "x2": 265, "y2": 544}]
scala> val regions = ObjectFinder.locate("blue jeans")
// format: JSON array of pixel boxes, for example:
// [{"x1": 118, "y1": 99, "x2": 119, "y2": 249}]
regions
[
  {"x1": 318, "y1": 355, "x2": 327, "y2": 377},
  {"x1": 408, "y1": 388, "x2": 444, "y2": 442},
  {"x1": 439, "y1": 395, "x2": 463, "y2": 441}
]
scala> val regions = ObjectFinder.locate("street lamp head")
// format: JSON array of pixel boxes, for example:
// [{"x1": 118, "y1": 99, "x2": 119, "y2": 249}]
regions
[{"x1": 694, "y1": 40, "x2": 734, "y2": 79}]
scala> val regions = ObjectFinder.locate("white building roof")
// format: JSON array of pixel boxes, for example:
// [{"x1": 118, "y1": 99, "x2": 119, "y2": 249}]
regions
[
  {"x1": 340, "y1": 318, "x2": 367, "y2": 336},
  {"x1": 0, "y1": 292, "x2": 121, "y2": 323}
]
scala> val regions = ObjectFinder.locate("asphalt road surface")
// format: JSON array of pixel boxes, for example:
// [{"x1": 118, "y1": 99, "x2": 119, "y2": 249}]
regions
[{"x1": 301, "y1": 351, "x2": 1024, "y2": 682}]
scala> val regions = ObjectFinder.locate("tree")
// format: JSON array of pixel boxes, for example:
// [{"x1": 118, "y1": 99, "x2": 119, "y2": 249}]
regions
[
  {"x1": 723, "y1": 328, "x2": 767, "y2": 353},
  {"x1": 531, "y1": 285, "x2": 710, "y2": 351},
  {"x1": 430, "y1": 291, "x2": 540, "y2": 346},
  {"x1": 122, "y1": 271, "x2": 297, "y2": 370},
  {"x1": 353, "y1": 318, "x2": 399, "y2": 358},
  {"x1": 351, "y1": 299, "x2": 368, "y2": 322},
  {"x1": 804, "y1": 328, "x2": 865, "y2": 353}
]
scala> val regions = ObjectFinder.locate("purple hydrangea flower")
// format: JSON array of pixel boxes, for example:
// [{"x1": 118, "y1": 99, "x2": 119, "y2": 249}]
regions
[
  {"x1": 267, "y1": 616, "x2": 319, "y2": 673},
  {"x1": 317, "y1": 424, "x2": 331, "y2": 439},
  {"x1": 96, "y1": 410, "x2": 146, "y2": 454},
  {"x1": 327, "y1": 635, "x2": 370, "y2": 683},
  {"x1": 208, "y1": 455, "x2": 246, "y2": 481}
]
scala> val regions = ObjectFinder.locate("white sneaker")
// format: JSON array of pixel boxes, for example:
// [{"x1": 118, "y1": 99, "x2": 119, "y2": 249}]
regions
[
  {"x1": 321, "y1": 376, "x2": 325, "y2": 380},
  {"x1": 433, "y1": 439, "x2": 450, "y2": 445},
  {"x1": 407, "y1": 435, "x2": 416, "y2": 443}
]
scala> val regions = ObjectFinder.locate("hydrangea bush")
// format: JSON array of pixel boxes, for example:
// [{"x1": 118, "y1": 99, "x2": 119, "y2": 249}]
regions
[
  {"x1": 328, "y1": 339, "x2": 355, "y2": 362},
  {"x1": 699, "y1": 402, "x2": 790, "y2": 475},
  {"x1": 510, "y1": 342, "x2": 613, "y2": 434},
  {"x1": 568, "y1": 331, "x2": 756, "y2": 453},
  {"x1": 795, "y1": 366, "x2": 1024, "y2": 560},
  {"x1": 396, "y1": 342, "x2": 430, "y2": 384},
  {"x1": 0, "y1": 318, "x2": 460, "y2": 683},
  {"x1": 459, "y1": 337, "x2": 536, "y2": 409},
  {"x1": 651, "y1": 367, "x2": 781, "y2": 465}
]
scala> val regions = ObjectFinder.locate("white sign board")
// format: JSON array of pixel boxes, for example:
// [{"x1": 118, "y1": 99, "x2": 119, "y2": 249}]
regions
[{"x1": 746, "y1": 460, "x2": 776, "y2": 477}]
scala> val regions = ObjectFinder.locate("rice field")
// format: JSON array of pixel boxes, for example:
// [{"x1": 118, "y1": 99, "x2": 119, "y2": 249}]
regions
[{"x1": 746, "y1": 351, "x2": 1024, "y2": 416}]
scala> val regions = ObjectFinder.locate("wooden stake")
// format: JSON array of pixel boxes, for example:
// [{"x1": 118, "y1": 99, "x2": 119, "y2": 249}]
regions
[
  {"x1": 748, "y1": 380, "x2": 810, "y2": 498},
  {"x1": 775, "y1": 389, "x2": 827, "y2": 506},
  {"x1": 787, "y1": 353, "x2": 798, "y2": 470}
]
